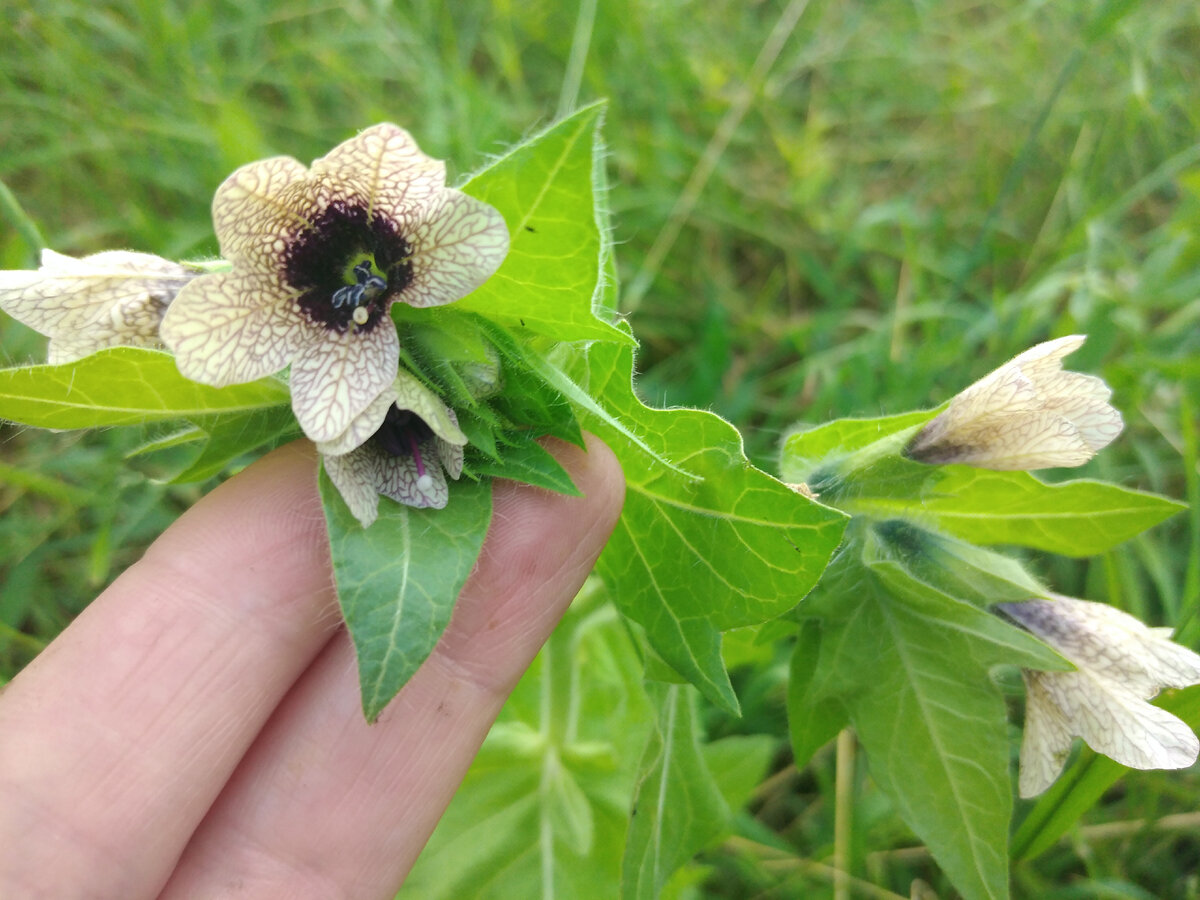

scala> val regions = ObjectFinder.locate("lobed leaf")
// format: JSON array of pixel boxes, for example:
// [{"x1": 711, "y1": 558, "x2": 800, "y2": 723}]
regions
[
  {"x1": 171, "y1": 407, "x2": 301, "y2": 483},
  {"x1": 457, "y1": 102, "x2": 632, "y2": 346},
  {"x1": 568, "y1": 339, "x2": 847, "y2": 713}
]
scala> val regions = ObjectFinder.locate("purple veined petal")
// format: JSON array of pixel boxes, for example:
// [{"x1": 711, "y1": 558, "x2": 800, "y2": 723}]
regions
[
  {"x1": 375, "y1": 439, "x2": 451, "y2": 509},
  {"x1": 317, "y1": 385, "x2": 398, "y2": 457},
  {"x1": 159, "y1": 270, "x2": 309, "y2": 386},
  {"x1": 213, "y1": 156, "x2": 313, "y2": 271},
  {"x1": 401, "y1": 189, "x2": 510, "y2": 309},
  {"x1": 323, "y1": 449, "x2": 382, "y2": 529},
  {"x1": 289, "y1": 316, "x2": 400, "y2": 443},
  {"x1": 1001, "y1": 597, "x2": 1200, "y2": 696},
  {"x1": 906, "y1": 334, "x2": 1123, "y2": 470},
  {"x1": 309, "y1": 123, "x2": 446, "y2": 225}
]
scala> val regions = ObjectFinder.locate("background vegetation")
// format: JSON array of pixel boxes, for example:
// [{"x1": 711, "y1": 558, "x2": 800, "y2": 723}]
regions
[{"x1": 3, "y1": 0, "x2": 1199, "y2": 896}]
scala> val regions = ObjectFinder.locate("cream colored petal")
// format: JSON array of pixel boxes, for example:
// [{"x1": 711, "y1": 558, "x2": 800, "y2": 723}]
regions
[
  {"x1": 907, "y1": 334, "x2": 1122, "y2": 470},
  {"x1": 437, "y1": 408, "x2": 465, "y2": 479},
  {"x1": 159, "y1": 271, "x2": 307, "y2": 386},
  {"x1": 939, "y1": 410, "x2": 1096, "y2": 470},
  {"x1": 1001, "y1": 597, "x2": 1200, "y2": 697},
  {"x1": 1007, "y1": 335, "x2": 1087, "y2": 379},
  {"x1": 1043, "y1": 669, "x2": 1199, "y2": 774},
  {"x1": 310, "y1": 123, "x2": 446, "y2": 224},
  {"x1": 316, "y1": 385, "x2": 398, "y2": 457},
  {"x1": 393, "y1": 369, "x2": 468, "y2": 445},
  {"x1": 323, "y1": 451, "x2": 380, "y2": 528},
  {"x1": 1041, "y1": 373, "x2": 1123, "y2": 452},
  {"x1": 401, "y1": 190, "x2": 510, "y2": 308},
  {"x1": 1018, "y1": 670, "x2": 1076, "y2": 797},
  {"x1": 375, "y1": 440, "x2": 450, "y2": 509},
  {"x1": 0, "y1": 250, "x2": 196, "y2": 349},
  {"x1": 437, "y1": 438, "x2": 465, "y2": 480},
  {"x1": 289, "y1": 318, "x2": 400, "y2": 443},
  {"x1": 212, "y1": 156, "x2": 313, "y2": 270}
]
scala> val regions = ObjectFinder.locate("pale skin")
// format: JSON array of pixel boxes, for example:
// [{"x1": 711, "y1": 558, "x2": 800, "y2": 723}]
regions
[{"x1": 0, "y1": 435, "x2": 625, "y2": 899}]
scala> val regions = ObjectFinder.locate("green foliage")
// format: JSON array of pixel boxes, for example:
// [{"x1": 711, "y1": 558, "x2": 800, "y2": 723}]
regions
[
  {"x1": 4, "y1": 0, "x2": 1200, "y2": 897},
  {"x1": 570, "y1": 338, "x2": 847, "y2": 713},
  {"x1": 622, "y1": 684, "x2": 731, "y2": 899},
  {"x1": 398, "y1": 590, "x2": 653, "y2": 898},
  {"x1": 790, "y1": 524, "x2": 1071, "y2": 900},
  {"x1": 458, "y1": 102, "x2": 630, "y2": 346},
  {"x1": 320, "y1": 469, "x2": 493, "y2": 723},
  {"x1": 0, "y1": 347, "x2": 289, "y2": 427}
]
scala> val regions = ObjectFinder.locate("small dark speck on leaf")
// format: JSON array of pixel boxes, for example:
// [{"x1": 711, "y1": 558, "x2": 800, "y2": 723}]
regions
[
  {"x1": 519, "y1": 318, "x2": 526, "y2": 326},
  {"x1": 524, "y1": 225, "x2": 536, "y2": 233}
]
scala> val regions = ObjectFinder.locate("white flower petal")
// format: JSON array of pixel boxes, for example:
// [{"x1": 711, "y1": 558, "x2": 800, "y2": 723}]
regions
[
  {"x1": 1002, "y1": 596, "x2": 1200, "y2": 796},
  {"x1": 1000, "y1": 597, "x2": 1200, "y2": 696},
  {"x1": 402, "y1": 190, "x2": 510, "y2": 308},
  {"x1": 906, "y1": 334, "x2": 1123, "y2": 470},
  {"x1": 1018, "y1": 670, "x2": 1077, "y2": 797},
  {"x1": 310, "y1": 123, "x2": 446, "y2": 223},
  {"x1": 212, "y1": 156, "x2": 312, "y2": 270},
  {"x1": 1041, "y1": 372, "x2": 1123, "y2": 452},
  {"x1": 1025, "y1": 669, "x2": 1199, "y2": 782},
  {"x1": 290, "y1": 318, "x2": 399, "y2": 443},
  {"x1": 324, "y1": 451, "x2": 381, "y2": 528},
  {"x1": 160, "y1": 271, "x2": 308, "y2": 386},
  {"x1": 437, "y1": 409, "x2": 465, "y2": 479},
  {"x1": 316, "y1": 386, "x2": 397, "y2": 457},
  {"x1": 0, "y1": 250, "x2": 197, "y2": 361}
]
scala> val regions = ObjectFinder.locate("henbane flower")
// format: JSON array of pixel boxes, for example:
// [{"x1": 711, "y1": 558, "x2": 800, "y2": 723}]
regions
[
  {"x1": 159, "y1": 124, "x2": 509, "y2": 444},
  {"x1": 0, "y1": 249, "x2": 200, "y2": 363},
  {"x1": 319, "y1": 370, "x2": 468, "y2": 528},
  {"x1": 905, "y1": 335, "x2": 1123, "y2": 470},
  {"x1": 997, "y1": 596, "x2": 1200, "y2": 797}
]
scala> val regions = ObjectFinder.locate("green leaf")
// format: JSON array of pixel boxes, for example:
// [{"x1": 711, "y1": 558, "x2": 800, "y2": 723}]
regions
[
  {"x1": 400, "y1": 589, "x2": 654, "y2": 900},
  {"x1": 170, "y1": 406, "x2": 301, "y2": 483},
  {"x1": 867, "y1": 519, "x2": 1052, "y2": 607},
  {"x1": 458, "y1": 102, "x2": 632, "y2": 346},
  {"x1": 792, "y1": 531, "x2": 1066, "y2": 900},
  {"x1": 621, "y1": 684, "x2": 731, "y2": 900},
  {"x1": 905, "y1": 468, "x2": 1185, "y2": 556},
  {"x1": 779, "y1": 410, "x2": 932, "y2": 485},
  {"x1": 787, "y1": 619, "x2": 849, "y2": 768},
  {"x1": 470, "y1": 433, "x2": 581, "y2": 496},
  {"x1": 0, "y1": 347, "x2": 290, "y2": 428},
  {"x1": 846, "y1": 598, "x2": 1011, "y2": 900},
  {"x1": 319, "y1": 470, "x2": 492, "y2": 722},
  {"x1": 570, "y1": 339, "x2": 847, "y2": 714},
  {"x1": 1011, "y1": 684, "x2": 1200, "y2": 861},
  {"x1": 702, "y1": 734, "x2": 776, "y2": 812}
]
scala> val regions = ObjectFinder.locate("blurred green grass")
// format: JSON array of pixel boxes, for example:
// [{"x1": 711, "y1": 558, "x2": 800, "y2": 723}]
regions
[{"x1": 2, "y1": 0, "x2": 1199, "y2": 896}]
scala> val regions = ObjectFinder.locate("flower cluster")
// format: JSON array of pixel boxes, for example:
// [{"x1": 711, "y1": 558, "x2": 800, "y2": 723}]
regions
[
  {"x1": 998, "y1": 596, "x2": 1200, "y2": 797},
  {"x1": 0, "y1": 125, "x2": 510, "y2": 524}
]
